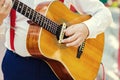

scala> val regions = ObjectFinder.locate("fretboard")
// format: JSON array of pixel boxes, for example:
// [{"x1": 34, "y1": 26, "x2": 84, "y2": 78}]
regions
[{"x1": 12, "y1": 0, "x2": 60, "y2": 35}]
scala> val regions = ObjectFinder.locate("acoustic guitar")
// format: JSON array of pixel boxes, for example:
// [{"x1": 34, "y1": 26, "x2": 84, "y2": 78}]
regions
[{"x1": 12, "y1": 0, "x2": 104, "y2": 80}]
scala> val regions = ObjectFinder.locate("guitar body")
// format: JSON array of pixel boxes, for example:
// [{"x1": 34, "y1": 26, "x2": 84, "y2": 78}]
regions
[{"x1": 26, "y1": 1, "x2": 104, "y2": 80}]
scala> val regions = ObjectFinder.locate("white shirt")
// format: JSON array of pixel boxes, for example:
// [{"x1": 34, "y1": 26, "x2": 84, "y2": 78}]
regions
[{"x1": 0, "y1": 0, "x2": 113, "y2": 56}]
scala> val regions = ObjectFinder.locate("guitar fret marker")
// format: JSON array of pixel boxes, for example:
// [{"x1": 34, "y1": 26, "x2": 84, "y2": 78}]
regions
[
  {"x1": 22, "y1": 5, "x2": 27, "y2": 15},
  {"x1": 29, "y1": 10, "x2": 34, "y2": 20},
  {"x1": 17, "y1": 2, "x2": 23, "y2": 13},
  {"x1": 26, "y1": 8, "x2": 31, "y2": 18},
  {"x1": 24, "y1": 6, "x2": 28, "y2": 17},
  {"x1": 12, "y1": 0, "x2": 59, "y2": 36},
  {"x1": 20, "y1": 2, "x2": 24, "y2": 14}
]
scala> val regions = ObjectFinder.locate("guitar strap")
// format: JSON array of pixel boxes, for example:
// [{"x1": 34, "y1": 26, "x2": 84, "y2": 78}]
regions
[
  {"x1": 59, "y1": 0, "x2": 64, "y2": 3},
  {"x1": 10, "y1": 9, "x2": 16, "y2": 51}
]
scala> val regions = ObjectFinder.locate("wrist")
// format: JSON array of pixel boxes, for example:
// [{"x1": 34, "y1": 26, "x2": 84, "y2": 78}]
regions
[{"x1": 81, "y1": 23, "x2": 89, "y2": 38}]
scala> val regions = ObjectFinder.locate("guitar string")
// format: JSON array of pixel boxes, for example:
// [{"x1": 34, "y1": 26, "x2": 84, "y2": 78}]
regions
[{"x1": 13, "y1": 0, "x2": 63, "y2": 36}]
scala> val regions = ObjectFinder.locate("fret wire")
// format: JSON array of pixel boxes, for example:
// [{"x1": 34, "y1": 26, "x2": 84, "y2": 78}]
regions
[
  {"x1": 51, "y1": 23, "x2": 57, "y2": 34},
  {"x1": 21, "y1": 5, "x2": 27, "y2": 15},
  {"x1": 24, "y1": 6, "x2": 28, "y2": 16},
  {"x1": 17, "y1": 2, "x2": 23, "y2": 14},
  {"x1": 31, "y1": 10, "x2": 35, "y2": 21},
  {"x1": 46, "y1": 20, "x2": 50, "y2": 31},
  {"x1": 50, "y1": 27, "x2": 53, "y2": 34},
  {"x1": 43, "y1": 22, "x2": 47, "y2": 30},
  {"x1": 42, "y1": 16, "x2": 46, "y2": 30},
  {"x1": 13, "y1": 1, "x2": 18, "y2": 10},
  {"x1": 46, "y1": 19, "x2": 51, "y2": 31},
  {"x1": 49, "y1": 22, "x2": 57, "y2": 34},
  {"x1": 50, "y1": 24, "x2": 56, "y2": 34},
  {"x1": 56, "y1": 25, "x2": 60, "y2": 34},
  {"x1": 34, "y1": 12, "x2": 37, "y2": 23},
  {"x1": 36, "y1": 13, "x2": 40, "y2": 24},
  {"x1": 27, "y1": 8, "x2": 32, "y2": 18},
  {"x1": 12, "y1": 0, "x2": 60, "y2": 35},
  {"x1": 46, "y1": 24, "x2": 49, "y2": 31},
  {"x1": 44, "y1": 17, "x2": 48, "y2": 30},
  {"x1": 25, "y1": 7, "x2": 32, "y2": 18},
  {"x1": 39, "y1": 15, "x2": 44, "y2": 27},
  {"x1": 35, "y1": 12, "x2": 41, "y2": 24},
  {"x1": 13, "y1": 0, "x2": 18, "y2": 10},
  {"x1": 47, "y1": 20, "x2": 54, "y2": 33},
  {"x1": 53, "y1": 23, "x2": 58, "y2": 31},
  {"x1": 37, "y1": 16, "x2": 41, "y2": 26},
  {"x1": 43, "y1": 21, "x2": 46, "y2": 29},
  {"x1": 52, "y1": 27, "x2": 56, "y2": 34},
  {"x1": 37, "y1": 12, "x2": 59, "y2": 34},
  {"x1": 42, "y1": 15, "x2": 59, "y2": 34},
  {"x1": 16, "y1": 1, "x2": 20, "y2": 11},
  {"x1": 32, "y1": 11, "x2": 37, "y2": 22},
  {"x1": 48, "y1": 23, "x2": 52, "y2": 33},
  {"x1": 44, "y1": 17, "x2": 55, "y2": 34},
  {"x1": 46, "y1": 18, "x2": 49, "y2": 27},
  {"x1": 54, "y1": 27, "x2": 57, "y2": 34},
  {"x1": 48, "y1": 25, "x2": 53, "y2": 33},
  {"x1": 20, "y1": 2, "x2": 24, "y2": 13},
  {"x1": 29, "y1": 9, "x2": 34, "y2": 20}
]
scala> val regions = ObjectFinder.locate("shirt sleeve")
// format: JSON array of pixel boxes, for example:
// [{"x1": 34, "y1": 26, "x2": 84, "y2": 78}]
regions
[{"x1": 71, "y1": 0, "x2": 113, "y2": 38}]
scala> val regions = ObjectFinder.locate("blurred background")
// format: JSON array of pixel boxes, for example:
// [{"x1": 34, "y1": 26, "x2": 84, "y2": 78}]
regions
[
  {"x1": 0, "y1": 0, "x2": 120, "y2": 80},
  {"x1": 96, "y1": 0, "x2": 120, "y2": 80}
]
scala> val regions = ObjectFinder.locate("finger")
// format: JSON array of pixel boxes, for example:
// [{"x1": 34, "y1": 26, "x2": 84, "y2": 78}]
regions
[
  {"x1": 3, "y1": 0, "x2": 11, "y2": 8},
  {"x1": 64, "y1": 26, "x2": 75, "y2": 36},
  {"x1": 62, "y1": 33, "x2": 78, "y2": 43},
  {"x1": 1, "y1": 0, "x2": 12, "y2": 11},
  {"x1": 66, "y1": 38, "x2": 83, "y2": 47}
]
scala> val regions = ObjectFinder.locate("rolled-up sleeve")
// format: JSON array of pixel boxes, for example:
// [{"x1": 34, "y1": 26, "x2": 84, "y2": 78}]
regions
[{"x1": 72, "y1": 0, "x2": 113, "y2": 38}]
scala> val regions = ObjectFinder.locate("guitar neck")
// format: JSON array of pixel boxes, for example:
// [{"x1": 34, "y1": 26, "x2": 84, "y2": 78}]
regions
[{"x1": 12, "y1": 0, "x2": 60, "y2": 35}]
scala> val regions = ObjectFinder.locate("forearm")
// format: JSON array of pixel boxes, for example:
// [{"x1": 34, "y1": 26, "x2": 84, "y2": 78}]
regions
[
  {"x1": 72, "y1": 0, "x2": 113, "y2": 38},
  {"x1": 83, "y1": 7, "x2": 113, "y2": 38}
]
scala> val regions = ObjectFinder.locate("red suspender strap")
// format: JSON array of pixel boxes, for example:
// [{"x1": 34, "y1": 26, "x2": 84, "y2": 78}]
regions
[
  {"x1": 59, "y1": 0, "x2": 77, "y2": 12},
  {"x1": 10, "y1": 9, "x2": 16, "y2": 51},
  {"x1": 59, "y1": 0, "x2": 64, "y2": 3},
  {"x1": 70, "y1": 5, "x2": 77, "y2": 12}
]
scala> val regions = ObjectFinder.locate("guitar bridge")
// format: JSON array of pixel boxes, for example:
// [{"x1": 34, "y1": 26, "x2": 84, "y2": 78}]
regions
[
  {"x1": 58, "y1": 23, "x2": 67, "y2": 43},
  {"x1": 77, "y1": 42, "x2": 85, "y2": 58}
]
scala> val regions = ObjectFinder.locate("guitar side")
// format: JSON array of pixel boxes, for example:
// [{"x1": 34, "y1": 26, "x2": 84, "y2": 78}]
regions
[{"x1": 27, "y1": 1, "x2": 104, "y2": 80}]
